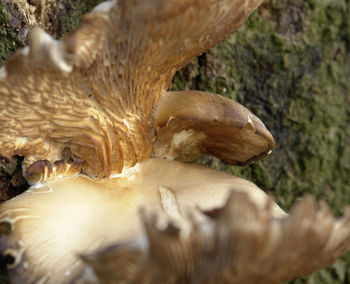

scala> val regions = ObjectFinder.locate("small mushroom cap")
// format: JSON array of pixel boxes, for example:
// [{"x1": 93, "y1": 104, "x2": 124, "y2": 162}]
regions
[
  {"x1": 0, "y1": 158, "x2": 284, "y2": 283},
  {"x1": 153, "y1": 91, "x2": 274, "y2": 165},
  {"x1": 73, "y1": 192, "x2": 350, "y2": 284}
]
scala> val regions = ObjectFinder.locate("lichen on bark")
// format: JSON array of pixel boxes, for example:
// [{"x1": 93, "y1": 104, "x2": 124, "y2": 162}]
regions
[{"x1": 0, "y1": 0, "x2": 349, "y2": 283}]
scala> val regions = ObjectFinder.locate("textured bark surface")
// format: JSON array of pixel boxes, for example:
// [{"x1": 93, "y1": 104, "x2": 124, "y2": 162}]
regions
[{"x1": 0, "y1": 0, "x2": 349, "y2": 283}]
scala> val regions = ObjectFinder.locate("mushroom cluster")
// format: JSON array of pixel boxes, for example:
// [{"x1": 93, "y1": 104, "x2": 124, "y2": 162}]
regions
[{"x1": 0, "y1": 0, "x2": 350, "y2": 283}]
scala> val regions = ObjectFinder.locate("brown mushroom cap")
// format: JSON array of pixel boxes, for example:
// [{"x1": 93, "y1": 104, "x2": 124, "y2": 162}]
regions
[{"x1": 153, "y1": 91, "x2": 274, "y2": 165}]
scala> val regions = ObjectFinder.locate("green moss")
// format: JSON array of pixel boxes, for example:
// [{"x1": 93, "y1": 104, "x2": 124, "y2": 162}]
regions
[
  {"x1": 58, "y1": 0, "x2": 105, "y2": 34},
  {"x1": 0, "y1": 1, "x2": 24, "y2": 65}
]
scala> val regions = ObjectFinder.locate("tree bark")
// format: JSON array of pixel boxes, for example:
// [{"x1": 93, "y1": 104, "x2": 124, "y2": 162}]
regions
[{"x1": 0, "y1": 0, "x2": 349, "y2": 283}]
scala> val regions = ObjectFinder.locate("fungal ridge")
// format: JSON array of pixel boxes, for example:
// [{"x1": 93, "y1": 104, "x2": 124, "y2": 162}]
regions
[{"x1": 25, "y1": 159, "x2": 83, "y2": 185}]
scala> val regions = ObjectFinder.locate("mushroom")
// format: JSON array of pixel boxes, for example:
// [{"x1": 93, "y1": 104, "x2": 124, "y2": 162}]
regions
[
  {"x1": 74, "y1": 192, "x2": 350, "y2": 284},
  {"x1": 153, "y1": 90, "x2": 274, "y2": 164},
  {"x1": 0, "y1": 0, "x2": 349, "y2": 284}
]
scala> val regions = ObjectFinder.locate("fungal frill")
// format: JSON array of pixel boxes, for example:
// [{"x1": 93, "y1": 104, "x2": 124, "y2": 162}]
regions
[{"x1": 0, "y1": 1, "x2": 349, "y2": 284}]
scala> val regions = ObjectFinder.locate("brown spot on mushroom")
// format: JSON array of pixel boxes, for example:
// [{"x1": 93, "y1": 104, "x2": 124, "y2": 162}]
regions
[
  {"x1": 153, "y1": 91, "x2": 274, "y2": 165},
  {"x1": 0, "y1": 222, "x2": 11, "y2": 237}
]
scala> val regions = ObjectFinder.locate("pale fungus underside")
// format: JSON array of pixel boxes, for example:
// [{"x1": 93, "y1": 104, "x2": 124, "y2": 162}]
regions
[{"x1": 0, "y1": 0, "x2": 349, "y2": 284}]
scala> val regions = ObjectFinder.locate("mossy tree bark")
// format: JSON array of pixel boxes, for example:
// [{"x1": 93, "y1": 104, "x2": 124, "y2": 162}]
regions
[{"x1": 0, "y1": 0, "x2": 349, "y2": 283}]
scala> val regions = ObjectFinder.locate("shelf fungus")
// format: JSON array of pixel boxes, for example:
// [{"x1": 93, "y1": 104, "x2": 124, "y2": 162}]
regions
[{"x1": 0, "y1": 0, "x2": 349, "y2": 283}]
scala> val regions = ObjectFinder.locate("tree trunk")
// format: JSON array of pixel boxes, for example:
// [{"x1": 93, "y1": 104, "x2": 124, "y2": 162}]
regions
[{"x1": 0, "y1": 0, "x2": 349, "y2": 283}]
